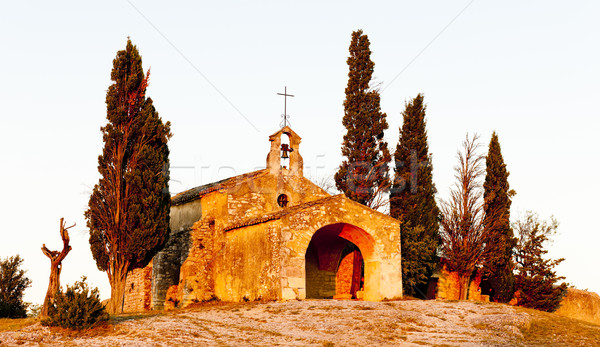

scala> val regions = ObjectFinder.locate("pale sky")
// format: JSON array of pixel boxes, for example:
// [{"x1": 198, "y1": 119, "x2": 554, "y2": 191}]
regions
[{"x1": 1, "y1": 1, "x2": 598, "y2": 305}]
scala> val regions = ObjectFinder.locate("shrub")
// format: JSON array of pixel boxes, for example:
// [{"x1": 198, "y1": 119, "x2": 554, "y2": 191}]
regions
[
  {"x1": 42, "y1": 277, "x2": 108, "y2": 330},
  {"x1": 0, "y1": 255, "x2": 31, "y2": 318},
  {"x1": 27, "y1": 303, "x2": 42, "y2": 318}
]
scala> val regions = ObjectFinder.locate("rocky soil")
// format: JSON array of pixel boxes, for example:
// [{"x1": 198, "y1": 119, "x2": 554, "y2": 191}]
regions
[{"x1": 1, "y1": 299, "x2": 599, "y2": 346}]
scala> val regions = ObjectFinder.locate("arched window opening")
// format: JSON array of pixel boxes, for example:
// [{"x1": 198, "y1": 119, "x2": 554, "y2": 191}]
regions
[{"x1": 280, "y1": 133, "x2": 292, "y2": 169}]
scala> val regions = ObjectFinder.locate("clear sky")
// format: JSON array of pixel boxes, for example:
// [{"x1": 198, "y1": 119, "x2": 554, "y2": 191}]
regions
[{"x1": 1, "y1": 1, "x2": 598, "y2": 305}]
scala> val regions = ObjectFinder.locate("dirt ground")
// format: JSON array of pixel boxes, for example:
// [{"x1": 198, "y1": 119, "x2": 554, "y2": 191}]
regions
[{"x1": 1, "y1": 299, "x2": 599, "y2": 346}]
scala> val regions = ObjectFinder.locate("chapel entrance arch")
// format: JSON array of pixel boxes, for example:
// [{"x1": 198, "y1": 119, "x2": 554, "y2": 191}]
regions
[{"x1": 304, "y1": 223, "x2": 375, "y2": 299}]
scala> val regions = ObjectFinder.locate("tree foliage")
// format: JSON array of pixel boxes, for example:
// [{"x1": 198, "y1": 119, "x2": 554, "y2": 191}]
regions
[
  {"x1": 0, "y1": 255, "x2": 31, "y2": 318},
  {"x1": 513, "y1": 212, "x2": 567, "y2": 312},
  {"x1": 334, "y1": 29, "x2": 391, "y2": 209},
  {"x1": 440, "y1": 134, "x2": 486, "y2": 300},
  {"x1": 42, "y1": 277, "x2": 108, "y2": 330},
  {"x1": 390, "y1": 94, "x2": 440, "y2": 296},
  {"x1": 481, "y1": 132, "x2": 517, "y2": 303},
  {"x1": 86, "y1": 39, "x2": 172, "y2": 313}
]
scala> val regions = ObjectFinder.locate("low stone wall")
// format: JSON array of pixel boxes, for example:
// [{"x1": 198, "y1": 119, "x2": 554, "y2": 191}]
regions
[
  {"x1": 555, "y1": 288, "x2": 600, "y2": 325},
  {"x1": 436, "y1": 265, "x2": 488, "y2": 302},
  {"x1": 123, "y1": 264, "x2": 152, "y2": 312}
]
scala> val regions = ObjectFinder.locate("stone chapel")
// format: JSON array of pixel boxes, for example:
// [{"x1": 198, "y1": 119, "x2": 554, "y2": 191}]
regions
[{"x1": 123, "y1": 126, "x2": 402, "y2": 311}]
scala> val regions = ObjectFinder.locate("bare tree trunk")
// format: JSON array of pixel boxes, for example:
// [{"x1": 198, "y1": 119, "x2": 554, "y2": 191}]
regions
[
  {"x1": 458, "y1": 274, "x2": 470, "y2": 300},
  {"x1": 40, "y1": 218, "x2": 74, "y2": 319},
  {"x1": 106, "y1": 262, "x2": 129, "y2": 314}
]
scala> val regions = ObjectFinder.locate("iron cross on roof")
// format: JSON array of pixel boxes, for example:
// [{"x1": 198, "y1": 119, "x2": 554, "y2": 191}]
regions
[{"x1": 277, "y1": 86, "x2": 294, "y2": 128}]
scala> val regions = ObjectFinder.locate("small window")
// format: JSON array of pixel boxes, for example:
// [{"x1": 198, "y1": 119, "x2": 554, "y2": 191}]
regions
[{"x1": 277, "y1": 194, "x2": 289, "y2": 208}]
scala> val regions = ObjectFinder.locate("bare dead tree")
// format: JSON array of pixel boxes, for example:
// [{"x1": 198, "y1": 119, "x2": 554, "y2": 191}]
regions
[
  {"x1": 312, "y1": 171, "x2": 389, "y2": 212},
  {"x1": 365, "y1": 179, "x2": 390, "y2": 213},
  {"x1": 40, "y1": 218, "x2": 74, "y2": 318},
  {"x1": 310, "y1": 174, "x2": 339, "y2": 195},
  {"x1": 440, "y1": 134, "x2": 486, "y2": 300},
  {"x1": 359, "y1": 160, "x2": 392, "y2": 212}
]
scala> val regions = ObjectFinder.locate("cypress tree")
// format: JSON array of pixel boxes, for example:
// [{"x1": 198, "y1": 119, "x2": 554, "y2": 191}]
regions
[
  {"x1": 482, "y1": 132, "x2": 517, "y2": 302},
  {"x1": 390, "y1": 94, "x2": 440, "y2": 296},
  {"x1": 86, "y1": 39, "x2": 172, "y2": 314},
  {"x1": 334, "y1": 30, "x2": 390, "y2": 208}
]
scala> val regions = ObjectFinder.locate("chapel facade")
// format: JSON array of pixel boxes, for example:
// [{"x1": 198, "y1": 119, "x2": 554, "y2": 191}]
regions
[{"x1": 123, "y1": 126, "x2": 402, "y2": 311}]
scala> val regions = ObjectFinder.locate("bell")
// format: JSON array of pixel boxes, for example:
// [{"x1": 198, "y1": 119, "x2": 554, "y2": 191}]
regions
[{"x1": 281, "y1": 143, "x2": 291, "y2": 159}]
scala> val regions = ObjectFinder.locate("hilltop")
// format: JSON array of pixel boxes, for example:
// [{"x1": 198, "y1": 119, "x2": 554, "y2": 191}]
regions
[{"x1": 1, "y1": 299, "x2": 599, "y2": 346}]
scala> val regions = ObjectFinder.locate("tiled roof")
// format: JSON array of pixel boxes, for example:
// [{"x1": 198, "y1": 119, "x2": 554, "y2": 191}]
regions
[{"x1": 171, "y1": 170, "x2": 268, "y2": 206}]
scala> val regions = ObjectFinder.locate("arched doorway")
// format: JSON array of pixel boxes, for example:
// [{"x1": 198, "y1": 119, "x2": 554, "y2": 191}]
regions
[{"x1": 305, "y1": 223, "x2": 373, "y2": 299}]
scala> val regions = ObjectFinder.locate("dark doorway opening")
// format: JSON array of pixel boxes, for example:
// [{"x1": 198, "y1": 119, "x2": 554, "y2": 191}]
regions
[{"x1": 305, "y1": 224, "x2": 365, "y2": 299}]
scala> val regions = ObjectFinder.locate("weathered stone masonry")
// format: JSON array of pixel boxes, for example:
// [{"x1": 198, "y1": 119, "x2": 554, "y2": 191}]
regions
[{"x1": 124, "y1": 126, "x2": 403, "y2": 311}]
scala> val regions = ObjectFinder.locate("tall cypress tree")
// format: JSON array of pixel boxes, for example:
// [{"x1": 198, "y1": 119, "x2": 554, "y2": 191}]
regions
[
  {"x1": 334, "y1": 30, "x2": 390, "y2": 208},
  {"x1": 482, "y1": 132, "x2": 516, "y2": 302},
  {"x1": 390, "y1": 94, "x2": 440, "y2": 296},
  {"x1": 86, "y1": 39, "x2": 172, "y2": 314}
]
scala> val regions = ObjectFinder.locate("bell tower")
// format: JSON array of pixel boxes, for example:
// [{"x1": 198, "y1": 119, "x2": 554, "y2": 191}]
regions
[{"x1": 266, "y1": 126, "x2": 303, "y2": 177}]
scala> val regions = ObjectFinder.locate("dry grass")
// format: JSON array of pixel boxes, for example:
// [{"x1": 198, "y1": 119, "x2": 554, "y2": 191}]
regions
[
  {"x1": 1, "y1": 300, "x2": 599, "y2": 346},
  {"x1": 0, "y1": 318, "x2": 37, "y2": 332},
  {"x1": 515, "y1": 306, "x2": 600, "y2": 346}
]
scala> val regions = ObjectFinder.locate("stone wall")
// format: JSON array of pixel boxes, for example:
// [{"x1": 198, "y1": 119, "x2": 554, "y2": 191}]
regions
[
  {"x1": 305, "y1": 242, "x2": 335, "y2": 299},
  {"x1": 123, "y1": 263, "x2": 152, "y2": 312},
  {"x1": 175, "y1": 187, "x2": 287, "y2": 306},
  {"x1": 150, "y1": 200, "x2": 198, "y2": 309},
  {"x1": 177, "y1": 218, "x2": 216, "y2": 306},
  {"x1": 171, "y1": 199, "x2": 203, "y2": 231},
  {"x1": 555, "y1": 288, "x2": 600, "y2": 325},
  {"x1": 224, "y1": 172, "x2": 329, "y2": 226},
  {"x1": 435, "y1": 265, "x2": 488, "y2": 302},
  {"x1": 212, "y1": 223, "x2": 282, "y2": 302},
  {"x1": 151, "y1": 227, "x2": 190, "y2": 309},
  {"x1": 228, "y1": 192, "x2": 267, "y2": 225},
  {"x1": 124, "y1": 198, "x2": 198, "y2": 312},
  {"x1": 335, "y1": 249, "x2": 362, "y2": 299},
  {"x1": 335, "y1": 252, "x2": 354, "y2": 297},
  {"x1": 170, "y1": 172, "x2": 329, "y2": 307}
]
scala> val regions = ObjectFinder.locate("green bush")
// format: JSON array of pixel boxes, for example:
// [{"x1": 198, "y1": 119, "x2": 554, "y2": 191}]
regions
[
  {"x1": 27, "y1": 303, "x2": 42, "y2": 318},
  {"x1": 0, "y1": 255, "x2": 31, "y2": 318},
  {"x1": 42, "y1": 277, "x2": 108, "y2": 330}
]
